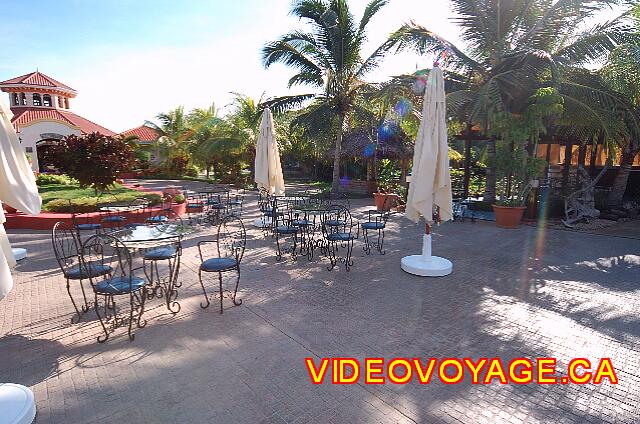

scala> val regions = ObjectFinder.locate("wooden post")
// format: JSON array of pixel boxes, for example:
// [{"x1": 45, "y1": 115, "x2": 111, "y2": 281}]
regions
[
  {"x1": 578, "y1": 143, "x2": 587, "y2": 170},
  {"x1": 463, "y1": 137, "x2": 472, "y2": 199},
  {"x1": 562, "y1": 139, "x2": 573, "y2": 188}
]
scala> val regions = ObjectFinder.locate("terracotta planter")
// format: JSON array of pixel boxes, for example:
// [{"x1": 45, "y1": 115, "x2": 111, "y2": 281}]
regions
[
  {"x1": 373, "y1": 193, "x2": 399, "y2": 211},
  {"x1": 492, "y1": 205, "x2": 526, "y2": 229}
]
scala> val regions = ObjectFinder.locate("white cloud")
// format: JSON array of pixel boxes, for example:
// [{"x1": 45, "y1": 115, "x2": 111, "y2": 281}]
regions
[{"x1": 65, "y1": 0, "x2": 461, "y2": 132}]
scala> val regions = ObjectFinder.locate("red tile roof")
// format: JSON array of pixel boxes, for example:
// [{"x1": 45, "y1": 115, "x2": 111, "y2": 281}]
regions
[
  {"x1": 0, "y1": 71, "x2": 76, "y2": 92},
  {"x1": 11, "y1": 108, "x2": 115, "y2": 136},
  {"x1": 120, "y1": 125, "x2": 161, "y2": 142}
]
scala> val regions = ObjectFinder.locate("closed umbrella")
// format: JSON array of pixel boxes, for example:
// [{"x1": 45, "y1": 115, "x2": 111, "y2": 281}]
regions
[
  {"x1": 401, "y1": 66, "x2": 453, "y2": 277},
  {"x1": 0, "y1": 99, "x2": 42, "y2": 299},
  {"x1": 254, "y1": 108, "x2": 285, "y2": 196},
  {"x1": 253, "y1": 108, "x2": 285, "y2": 228}
]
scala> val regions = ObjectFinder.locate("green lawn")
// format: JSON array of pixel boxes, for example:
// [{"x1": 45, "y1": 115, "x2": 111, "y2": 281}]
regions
[{"x1": 39, "y1": 183, "x2": 162, "y2": 212}]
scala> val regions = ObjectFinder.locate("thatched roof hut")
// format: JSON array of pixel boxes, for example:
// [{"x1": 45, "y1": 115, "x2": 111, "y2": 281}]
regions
[{"x1": 332, "y1": 127, "x2": 413, "y2": 160}]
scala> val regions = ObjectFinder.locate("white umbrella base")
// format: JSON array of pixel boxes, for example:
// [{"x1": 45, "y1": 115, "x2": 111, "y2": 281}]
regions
[
  {"x1": 253, "y1": 216, "x2": 272, "y2": 228},
  {"x1": 401, "y1": 255, "x2": 452, "y2": 277},
  {"x1": 400, "y1": 234, "x2": 452, "y2": 277},
  {"x1": 11, "y1": 248, "x2": 26, "y2": 262},
  {"x1": 0, "y1": 383, "x2": 36, "y2": 424}
]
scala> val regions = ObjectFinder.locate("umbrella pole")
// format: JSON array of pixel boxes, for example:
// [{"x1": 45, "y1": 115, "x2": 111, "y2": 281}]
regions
[{"x1": 425, "y1": 223, "x2": 430, "y2": 235}]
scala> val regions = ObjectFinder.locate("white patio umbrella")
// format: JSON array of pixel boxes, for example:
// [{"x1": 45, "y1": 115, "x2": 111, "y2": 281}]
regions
[
  {"x1": 253, "y1": 108, "x2": 285, "y2": 227},
  {"x1": 0, "y1": 99, "x2": 39, "y2": 424},
  {"x1": 401, "y1": 66, "x2": 453, "y2": 277},
  {"x1": 0, "y1": 99, "x2": 42, "y2": 300}
]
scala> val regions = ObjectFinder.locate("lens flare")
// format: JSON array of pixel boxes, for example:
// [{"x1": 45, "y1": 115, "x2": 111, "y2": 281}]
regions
[
  {"x1": 394, "y1": 98, "x2": 412, "y2": 117},
  {"x1": 363, "y1": 143, "x2": 376, "y2": 158}
]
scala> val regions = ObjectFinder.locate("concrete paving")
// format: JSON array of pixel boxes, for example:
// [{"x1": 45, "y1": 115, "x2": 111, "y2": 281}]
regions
[{"x1": 1, "y1": 181, "x2": 639, "y2": 423}]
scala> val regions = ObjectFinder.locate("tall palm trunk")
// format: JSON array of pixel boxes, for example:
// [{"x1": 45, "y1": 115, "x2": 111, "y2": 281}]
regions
[
  {"x1": 608, "y1": 144, "x2": 639, "y2": 207},
  {"x1": 484, "y1": 139, "x2": 497, "y2": 204},
  {"x1": 331, "y1": 113, "x2": 345, "y2": 193}
]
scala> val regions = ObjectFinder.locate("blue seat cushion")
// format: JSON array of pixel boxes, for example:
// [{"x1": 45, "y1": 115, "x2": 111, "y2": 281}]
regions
[
  {"x1": 65, "y1": 263, "x2": 112, "y2": 280},
  {"x1": 206, "y1": 199, "x2": 221, "y2": 205},
  {"x1": 146, "y1": 215, "x2": 168, "y2": 223},
  {"x1": 144, "y1": 246, "x2": 178, "y2": 260},
  {"x1": 102, "y1": 216, "x2": 126, "y2": 223},
  {"x1": 291, "y1": 219, "x2": 312, "y2": 227},
  {"x1": 325, "y1": 219, "x2": 345, "y2": 227},
  {"x1": 362, "y1": 222, "x2": 385, "y2": 230},
  {"x1": 209, "y1": 203, "x2": 226, "y2": 210},
  {"x1": 76, "y1": 223, "x2": 101, "y2": 231},
  {"x1": 200, "y1": 257, "x2": 237, "y2": 272},
  {"x1": 124, "y1": 223, "x2": 144, "y2": 229},
  {"x1": 327, "y1": 232, "x2": 353, "y2": 242},
  {"x1": 275, "y1": 226, "x2": 298, "y2": 234},
  {"x1": 95, "y1": 276, "x2": 146, "y2": 295},
  {"x1": 186, "y1": 203, "x2": 203, "y2": 209},
  {"x1": 228, "y1": 200, "x2": 242, "y2": 205}
]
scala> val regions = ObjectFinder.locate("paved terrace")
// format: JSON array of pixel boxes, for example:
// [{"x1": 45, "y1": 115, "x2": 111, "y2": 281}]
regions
[{"x1": 1, "y1": 180, "x2": 639, "y2": 423}]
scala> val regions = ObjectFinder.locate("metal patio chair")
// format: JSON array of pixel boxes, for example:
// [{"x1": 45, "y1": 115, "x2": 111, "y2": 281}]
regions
[
  {"x1": 197, "y1": 216, "x2": 245, "y2": 313},
  {"x1": 52, "y1": 221, "x2": 112, "y2": 323}
]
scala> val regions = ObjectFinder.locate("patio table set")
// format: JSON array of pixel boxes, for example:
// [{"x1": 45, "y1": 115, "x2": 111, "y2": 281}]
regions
[
  {"x1": 257, "y1": 188, "x2": 393, "y2": 271},
  {"x1": 51, "y1": 185, "x2": 247, "y2": 343}
]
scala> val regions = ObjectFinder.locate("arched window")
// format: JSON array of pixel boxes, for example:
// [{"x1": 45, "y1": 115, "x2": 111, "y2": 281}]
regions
[
  {"x1": 43, "y1": 94, "x2": 52, "y2": 107},
  {"x1": 64, "y1": 98, "x2": 69, "y2": 109},
  {"x1": 20, "y1": 93, "x2": 27, "y2": 106},
  {"x1": 12, "y1": 93, "x2": 19, "y2": 106},
  {"x1": 58, "y1": 97, "x2": 64, "y2": 108},
  {"x1": 33, "y1": 93, "x2": 42, "y2": 106}
]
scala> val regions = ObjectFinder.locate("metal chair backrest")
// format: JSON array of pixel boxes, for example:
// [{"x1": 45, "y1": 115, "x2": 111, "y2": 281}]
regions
[
  {"x1": 217, "y1": 216, "x2": 247, "y2": 263},
  {"x1": 52, "y1": 221, "x2": 82, "y2": 276},
  {"x1": 321, "y1": 205, "x2": 353, "y2": 236},
  {"x1": 81, "y1": 233, "x2": 133, "y2": 287},
  {"x1": 128, "y1": 197, "x2": 150, "y2": 222},
  {"x1": 258, "y1": 188, "x2": 271, "y2": 213}
]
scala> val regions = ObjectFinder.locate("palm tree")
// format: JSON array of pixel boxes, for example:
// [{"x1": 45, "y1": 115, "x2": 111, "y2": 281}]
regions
[
  {"x1": 146, "y1": 106, "x2": 194, "y2": 165},
  {"x1": 388, "y1": 0, "x2": 637, "y2": 203},
  {"x1": 601, "y1": 6, "x2": 640, "y2": 206},
  {"x1": 262, "y1": 0, "x2": 391, "y2": 193}
]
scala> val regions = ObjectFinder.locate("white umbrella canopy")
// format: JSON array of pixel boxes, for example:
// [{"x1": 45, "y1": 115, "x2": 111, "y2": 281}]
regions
[
  {"x1": 406, "y1": 66, "x2": 453, "y2": 224},
  {"x1": 0, "y1": 99, "x2": 42, "y2": 299},
  {"x1": 401, "y1": 66, "x2": 453, "y2": 277},
  {"x1": 254, "y1": 108, "x2": 285, "y2": 196}
]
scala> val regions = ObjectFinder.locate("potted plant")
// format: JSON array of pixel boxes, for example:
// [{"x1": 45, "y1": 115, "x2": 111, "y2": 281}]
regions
[
  {"x1": 489, "y1": 88, "x2": 562, "y2": 228},
  {"x1": 373, "y1": 180, "x2": 402, "y2": 211}
]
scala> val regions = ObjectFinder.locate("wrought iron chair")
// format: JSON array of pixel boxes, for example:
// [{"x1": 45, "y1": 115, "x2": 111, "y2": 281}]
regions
[
  {"x1": 226, "y1": 187, "x2": 245, "y2": 217},
  {"x1": 146, "y1": 206, "x2": 183, "y2": 225},
  {"x1": 97, "y1": 193, "x2": 127, "y2": 230},
  {"x1": 81, "y1": 233, "x2": 147, "y2": 342},
  {"x1": 123, "y1": 197, "x2": 150, "y2": 228},
  {"x1": 185, "y1": 193, "x2": 206, "y2": 225},
  {"x1": 142, "y1": 235, "x2": 182, "y2": 314},
  {"x1": 320, "y1": 205, "x2": 359, "y2": 271},
  {"x1": 197, "y1": 216, "x2": 246, "y2": 313},
  {"x1": 52, "y1": 221, "x2": 113, "y2": 323},
  {"x1": 361, "y1": 195, "x2": 394, "y2": 255},
  {"x1": 272, "y1": 199, "x2": 299, "y2": 261},
  {"x1": 361, "y1": 209, "x2": 391, "y2": 255},
  {"x1": 69, "y1": 201, "x2": 101, "y2": 237},
  {"x1": 204, "y1": 192, "x2": 229, "y2": 225}
]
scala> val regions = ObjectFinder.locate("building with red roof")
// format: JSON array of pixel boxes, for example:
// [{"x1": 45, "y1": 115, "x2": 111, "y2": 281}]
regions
[
  {"x1": 120, "y1": 124, "x2": 163, "y2": 163},
  {"x1": 0, "y1": 71, "x2": 116, "y2": 172}
]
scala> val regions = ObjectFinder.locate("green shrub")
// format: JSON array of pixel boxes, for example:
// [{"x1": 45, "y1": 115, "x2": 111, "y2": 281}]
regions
[
  {"x1": 173, "y1": 194, "x2": 186, "y2": 204},
  {"x1": 36, "y1": 174, "x2": 77, "y2": 186}
]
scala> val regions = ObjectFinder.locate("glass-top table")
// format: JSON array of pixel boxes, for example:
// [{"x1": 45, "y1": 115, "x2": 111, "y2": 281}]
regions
[
  {"x1": 98, "y1": 204, "x2": 146, "y2": 213},
  {"x1": 109, "y1": 223, "x2": 193, "y2": 249}
]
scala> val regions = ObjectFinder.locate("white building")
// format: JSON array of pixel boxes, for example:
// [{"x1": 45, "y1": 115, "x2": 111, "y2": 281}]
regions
[{"x1": 0, "y1": 71, "x2": 115, "y2": 172}]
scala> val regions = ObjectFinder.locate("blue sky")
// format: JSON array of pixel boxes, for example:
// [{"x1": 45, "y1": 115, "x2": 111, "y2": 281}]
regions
[{"x1": 0, "y1": 0, "x2": 621, "y2": 132}]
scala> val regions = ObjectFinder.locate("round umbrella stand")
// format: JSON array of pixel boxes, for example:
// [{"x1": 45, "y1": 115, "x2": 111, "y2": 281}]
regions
[
  {"x1": 401, "y1": 234, "x2": 452, "y2": 277},
  {"x1": 0, "y1": 383, "x2": 36, "y2": 424}
]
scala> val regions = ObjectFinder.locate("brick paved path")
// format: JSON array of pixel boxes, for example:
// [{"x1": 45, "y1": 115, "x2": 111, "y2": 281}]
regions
[{"x1": 1, "y1": 182, "x2": 638, "y2": 423}]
